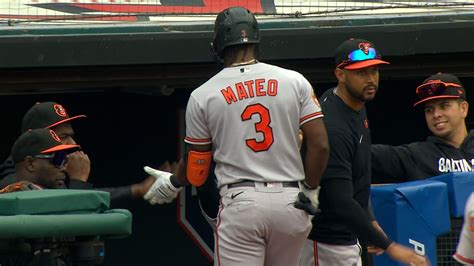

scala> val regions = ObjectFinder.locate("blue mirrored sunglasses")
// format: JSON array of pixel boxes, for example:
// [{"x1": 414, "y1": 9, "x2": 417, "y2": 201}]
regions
[
  {"x1": 34, "y1": 150, "x2": 67, "y2": 168},
  {"x1": 347, "y1": 47, "x2": 378, "y2": 62},
  {"x1": 338, "y1": 47, "x2": 380, "y2": 68}
]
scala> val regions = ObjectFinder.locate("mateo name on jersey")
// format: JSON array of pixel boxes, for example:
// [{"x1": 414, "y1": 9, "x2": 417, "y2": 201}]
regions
[
  {"x1": 220, "y1": 79, "x2": 278, "y2": 105},
  {"x1": 438, "y1": 158, "x2": 474, "y2": 173}
]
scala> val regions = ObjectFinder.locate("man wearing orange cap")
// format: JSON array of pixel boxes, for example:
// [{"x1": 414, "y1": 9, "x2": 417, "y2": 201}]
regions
[
  {"x1": 372, "y1": 73, "x2": 473, "y2": 183},
  {"x1": 0, "y1": 102, "x2": 155, "y2": 205},
  {"x1": 1, "y1": 128, "x2": 80, "y2": 193},
  {"x1": 370, "y1": 73, "x2": 473, "y2": 265},
  {"x1": 0, "y1": 128, "x2": 83, "y2": 265},
  {"x1": 300, "y1": 38, "x2": 427, "y2": 266}
]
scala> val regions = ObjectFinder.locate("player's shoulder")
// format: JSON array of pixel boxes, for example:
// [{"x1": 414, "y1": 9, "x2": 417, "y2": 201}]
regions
[
  {"x1": 260, "y1": 62, "x2": 307, "y2": 80},
  {"x1": 406, "y1": 140, "x2": 435, "y2": 150},
  {"x1": 319, "y1": 89, "x2": 357, "y2": 130},
  {"x1": 190, "y1": 69, "x2": 227, "y2": 99},
  {"x1": 319, "y1": 88, "x2": 341, "y2": 111}
]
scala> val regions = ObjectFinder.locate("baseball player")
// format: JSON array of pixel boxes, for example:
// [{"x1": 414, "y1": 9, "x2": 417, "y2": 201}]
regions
[
  {"x1": 143, "y1": 6, "x2": 329, "y2": 266},
  {"x1": 372, "y1": 73, "x2": 474, "y2": 183},
  {"x1": 454, "y1": 192, "x2": 474, "y2": 265},
  {"x1": 0, "y1": 128, "x2": 81, "y2": 266},
  {"x1": 0, "y1": 102, "x2": 155, "y2": 206},
  {"x1": 299, "y1": 38, "x2": 428, "y2": 266}
]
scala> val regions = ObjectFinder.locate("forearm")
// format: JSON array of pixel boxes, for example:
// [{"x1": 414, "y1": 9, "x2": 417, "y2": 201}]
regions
[
  {"x1": 304, "y1": 145, "x2": 329, "y2": 188},
  {"x1": 365, "y1": 199, "x2": 376, "y2": 222},
  {"x1": 170, "y1": 159, "x2": 188, "y2": 187},
  {"x1": 67, "y1": 178, "x2": 93, "y2": 189},
  {"x1": 95, "y1": 186, "x2": 133, "y2": 208},
  {"x1": 170, "y1": 143, "x2": 213, "y2": 188},
  {"x1": 324, "y1": 180, "x2": 392, "y2": 249},
  {"x1": 371, "y1": 144, "x2": 411, "y2": 184},
  {"x1": 301, "y1": 119, "x2": 329, "y2": 188},
  {"x1": 67, "y1": 176, "x2": 133, "y2": 206}
]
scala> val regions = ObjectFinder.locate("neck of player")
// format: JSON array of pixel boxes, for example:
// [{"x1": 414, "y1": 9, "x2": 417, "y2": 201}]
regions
[
  {"x1": 443, "y1": 126, "x2": 468, "y2": 148},
  {"x1": 335, "y1": 85, "x2": 365, "y2": 111},
  {"x1": 224, "y1": 45, "x2": 257, "y2": 68}
]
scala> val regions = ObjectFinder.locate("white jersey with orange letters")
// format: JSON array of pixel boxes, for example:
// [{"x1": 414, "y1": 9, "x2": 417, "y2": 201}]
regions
[
  {"x1": 184, "y1": 62, "x2": 323, "y2": 187},
  {"x1": 454, "y1": 192, "x2": 474, "y2": 265}
]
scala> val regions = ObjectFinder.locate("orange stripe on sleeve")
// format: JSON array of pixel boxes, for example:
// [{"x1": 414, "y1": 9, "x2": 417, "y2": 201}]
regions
[
  {"x1": 184, "y1": 136, "x2": 212, "y2": 144},
  {"x1": 454, "y1": 252, "x2": 474, "y2": 264},
  {"x1": 300, "y1": 112, "x2": 323, "y2": 124}
]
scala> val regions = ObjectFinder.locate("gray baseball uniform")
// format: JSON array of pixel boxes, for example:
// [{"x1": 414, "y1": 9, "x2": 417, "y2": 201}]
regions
[
  {"x1": 454, "y1": 192, "x2": 474, "y2": 265},
  {"x1": 185, "y1": 62, "x2": 323, "y2": 266}
]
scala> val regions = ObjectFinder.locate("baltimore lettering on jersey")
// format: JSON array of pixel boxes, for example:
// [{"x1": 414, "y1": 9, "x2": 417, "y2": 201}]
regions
[
  {"x1": 221, "y1": 79, "x2": 278, "y2": 105},
  {"x1": 438, "y1": 158, "x2": 474, "y2": 173}
]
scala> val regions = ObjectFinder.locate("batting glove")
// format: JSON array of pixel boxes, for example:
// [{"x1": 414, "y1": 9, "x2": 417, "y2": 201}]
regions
[
  {"x1": 294, "y1": 184, "x2": 321, "y2": 215},
  {"x1": 143, "y1": 166, "x2": 182, "y2": 204}
]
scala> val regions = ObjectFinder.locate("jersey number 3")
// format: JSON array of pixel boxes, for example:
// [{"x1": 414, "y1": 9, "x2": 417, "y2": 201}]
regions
[{"x1": 241, "y1": 103, "x2": 274, "y2": 152}]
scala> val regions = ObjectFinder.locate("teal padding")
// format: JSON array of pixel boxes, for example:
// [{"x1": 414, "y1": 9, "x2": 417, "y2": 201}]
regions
[
  {"x1": 0, "y1": 209, "x2": 132, "y2": 239},
  {"x1": 0, "y1": 189, "x2": 110, "y2": 215}
]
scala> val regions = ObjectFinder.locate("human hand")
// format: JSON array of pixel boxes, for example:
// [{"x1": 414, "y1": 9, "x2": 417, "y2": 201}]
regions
[
  {"x1": 385, "y1": 243, "x2": 430, "y2": 266},
  {"x1": 295, "y1": 184, "x2": 320, "y2": 215},
  {"x1": 143, "y1": 166, "x2": 182, "y2": 204},
  {"x1": 294, "y1": 192, "x2": 320, "y2": 215},
  {"x1": 368, "y1": 221, "x2": 386, "y2": 255},
  {"x1": 65, "y1": 151, "x2": 91, "y2": 182}
]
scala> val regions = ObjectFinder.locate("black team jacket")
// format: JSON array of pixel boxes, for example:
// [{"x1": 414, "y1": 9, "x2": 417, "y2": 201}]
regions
[{"x1": 372, "y1": 130, "x2": 474, "y2": 183}]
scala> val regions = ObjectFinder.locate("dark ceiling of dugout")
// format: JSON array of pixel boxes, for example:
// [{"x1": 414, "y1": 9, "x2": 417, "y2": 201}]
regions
[{"x1": 0, "y1": 11, "x2": 474, "y2": 94}]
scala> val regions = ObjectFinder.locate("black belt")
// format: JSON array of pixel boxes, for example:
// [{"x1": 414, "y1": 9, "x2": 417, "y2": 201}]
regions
[{"x1": 227, "y1": 180, "x2": 299, "y2": 189}]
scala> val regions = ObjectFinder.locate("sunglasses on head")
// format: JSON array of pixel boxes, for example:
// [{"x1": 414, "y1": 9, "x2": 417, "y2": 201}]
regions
[
  {"x1": 415, "y1": 81, "x2": 462, "y2": 99},
  {"x1": 34, "y1": 150, "x2": 67, "y2": 168},
  {"x1": 338, "y1": 47, "x2": 379, "y2": 68}
]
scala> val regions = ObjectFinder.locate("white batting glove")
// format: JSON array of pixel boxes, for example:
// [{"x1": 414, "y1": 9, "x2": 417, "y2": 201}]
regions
[
  {"x1": 301, "y1": 184, "x2": 320, "y2": 209},
  {"x1": 143, "y1": 166, "x2": 182, "y2": 205},
  {"x1": 294, "y1": 182, "x2": 321, "y2": 215}
]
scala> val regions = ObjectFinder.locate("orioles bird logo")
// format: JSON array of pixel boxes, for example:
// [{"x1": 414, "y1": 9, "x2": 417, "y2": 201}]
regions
[
  {"x1": 358, "y1": 42, "x2": 372, "y2": 55},
  {"x1": 49, "y1": 130, "x2": 62, "y2": 143},
  {"x1": 196, "y1": 159, "x2": 206, "y2": 165},
  {"x1": 53, "y1": 104, "x2": 68, "y2": 117}
]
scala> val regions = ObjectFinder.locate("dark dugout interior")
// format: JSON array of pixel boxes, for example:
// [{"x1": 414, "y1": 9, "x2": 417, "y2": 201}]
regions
[
  {"x1": 1, "y1": 11, "x2": 474, "y2": 265},
  {"x1": 0, "y1": 67, "x2": 472, "y2": 265}
]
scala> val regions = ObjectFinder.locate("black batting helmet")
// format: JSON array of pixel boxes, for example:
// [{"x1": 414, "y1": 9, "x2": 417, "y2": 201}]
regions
[{"x1": 210, "y1": 6, "x2": 260, "y2": 59}]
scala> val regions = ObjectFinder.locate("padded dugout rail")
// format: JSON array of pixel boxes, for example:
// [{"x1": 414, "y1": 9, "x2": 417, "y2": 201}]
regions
[{"x1": 0, "y1": 189, "x2": 132, "y2": 239}]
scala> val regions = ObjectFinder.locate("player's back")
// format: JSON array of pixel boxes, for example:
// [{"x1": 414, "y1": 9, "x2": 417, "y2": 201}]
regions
[{"x1": 188, "y1": 62, "x2": 314, "y2": 187}]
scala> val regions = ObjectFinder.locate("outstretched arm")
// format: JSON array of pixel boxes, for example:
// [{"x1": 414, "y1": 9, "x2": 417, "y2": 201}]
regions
[
  {"x1": 371, "y1": 144, "x2": 420, "y2": 184},
  {"x1": 144, "y1": 143, "x2": 212, "y2": 205}
]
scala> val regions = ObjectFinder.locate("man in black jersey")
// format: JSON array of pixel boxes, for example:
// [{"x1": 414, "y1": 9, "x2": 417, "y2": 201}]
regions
[
  {"x1": 299, "y1": 38, "x2": 428, "y2": 266},
  {"x1": 372, "y1": 73, "x2": 474, "y2": 183}
]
